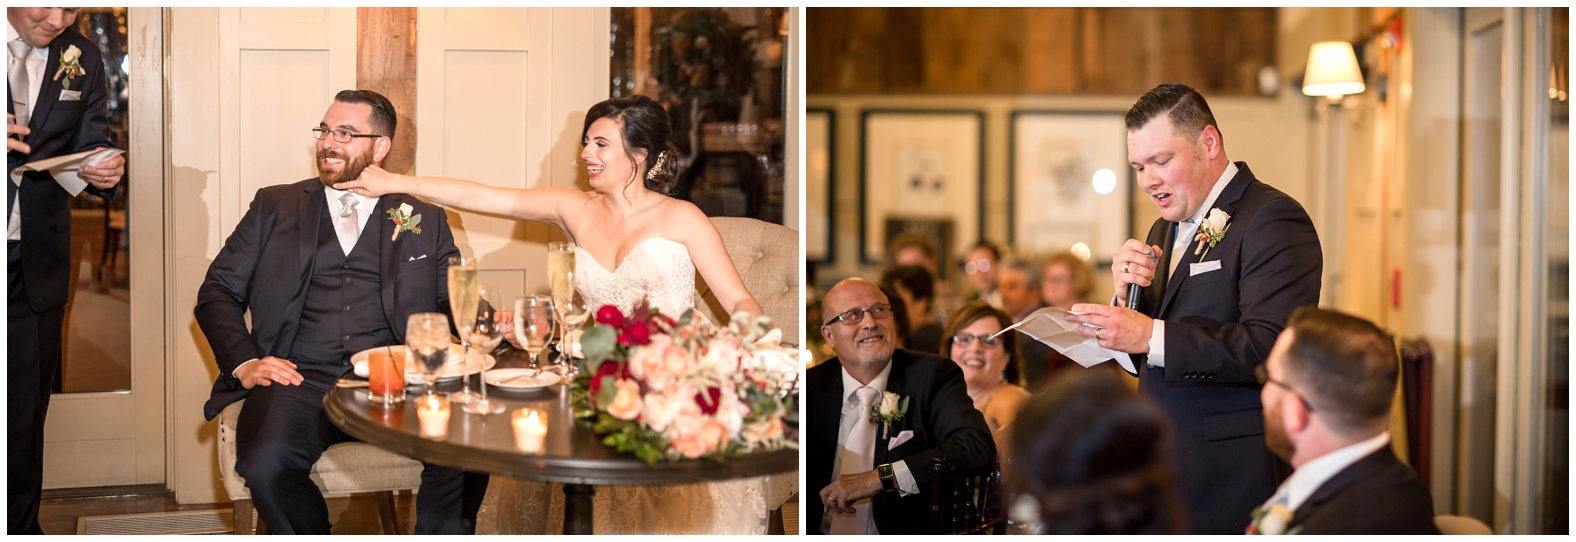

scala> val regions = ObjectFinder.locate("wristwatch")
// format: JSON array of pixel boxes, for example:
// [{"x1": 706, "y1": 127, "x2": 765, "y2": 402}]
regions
[{"x1": 876, "y1": 463, "x2": 896, "y2": 492}]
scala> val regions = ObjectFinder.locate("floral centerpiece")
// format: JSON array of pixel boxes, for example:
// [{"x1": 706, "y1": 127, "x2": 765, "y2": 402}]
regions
[{"x1": 572, "y1": 301, "x2": 798, "y2": 464}]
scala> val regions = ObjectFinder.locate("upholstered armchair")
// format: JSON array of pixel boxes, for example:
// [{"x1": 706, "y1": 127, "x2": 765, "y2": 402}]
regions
[
  {"x1": 695, "y1": 216, "x2": 801, "y2": 344},
  {"x1": 216, "y1": 399, "x2": 423, "y2": 534}
]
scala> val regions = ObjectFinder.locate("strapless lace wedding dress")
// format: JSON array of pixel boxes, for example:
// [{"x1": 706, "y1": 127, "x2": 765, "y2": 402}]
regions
[
  {"x1": 573, "y1": 237, "x2": 698, "y2": 318},
  {"x1": 474, "y1": 238, "x2": 796, "y2": 535}
]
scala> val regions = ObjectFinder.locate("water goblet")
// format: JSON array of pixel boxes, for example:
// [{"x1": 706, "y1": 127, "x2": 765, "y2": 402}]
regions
[
  {"x1": 406, "y1": 313, "x2": 451, "y2": 397},
  {"x1": 461, "y1": 285, "x2": 506, "y2": 415},
  {"x1": 551, "y1": 293, "x2": 589, "y2": 376},
  {"x1": 515, "y1": 295, "x2": 554, "y2": 371}
]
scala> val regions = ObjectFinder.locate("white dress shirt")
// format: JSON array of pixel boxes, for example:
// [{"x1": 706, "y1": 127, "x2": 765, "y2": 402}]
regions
[
  {"x1": 8, "y1": 22, "x2": 49, "y2": 242},
  {"x1": 1144, "y1": 162, "x2": 1237, "y2": 367}
]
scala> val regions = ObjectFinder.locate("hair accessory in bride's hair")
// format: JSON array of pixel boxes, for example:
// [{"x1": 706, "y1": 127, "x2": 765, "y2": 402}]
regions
[{"x1": 645, "y1": 151, "x2": 667, "y2": 181}]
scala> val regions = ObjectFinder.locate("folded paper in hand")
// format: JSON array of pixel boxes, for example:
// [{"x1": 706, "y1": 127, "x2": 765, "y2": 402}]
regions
[
  {"x1": 993, "y1": 307, "x2": 1135, "y2": 374},
  {"x1": 13, "y1": 147, "x2": 125, "y2": 197}
]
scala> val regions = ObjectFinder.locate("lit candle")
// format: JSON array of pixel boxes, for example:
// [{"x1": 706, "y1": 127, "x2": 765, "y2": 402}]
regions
[
  {"x1": 513, "y1": 408, "x2": 547, "y2": 454},
  {"x1": 416, "y1": 395, "x2": 450, "y2": 440}
]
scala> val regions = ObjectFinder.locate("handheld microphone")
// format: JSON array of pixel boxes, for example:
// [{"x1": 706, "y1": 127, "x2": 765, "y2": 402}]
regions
[{"x1": 1126, "y1": 283, "x2": 1140, "y2": 310}]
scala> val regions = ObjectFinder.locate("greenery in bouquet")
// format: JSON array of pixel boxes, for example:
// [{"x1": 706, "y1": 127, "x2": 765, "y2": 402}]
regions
[{"x1": 572, "y1": 301, "x2": 797, "y2": 464}]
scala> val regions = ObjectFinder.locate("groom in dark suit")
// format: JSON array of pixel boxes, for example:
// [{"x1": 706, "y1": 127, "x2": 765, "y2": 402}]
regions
[
  {"x1": 195, "y1": 90, "x2": 486, "y2": 534},
  {"x1": 1252, "y1": 307, "x2": 1437, "y2": 534},
  {"x1": 1066, "y1": 83, "x2": 1322, "y2": 534},
  {"x1": 809, "y1": 278, "x2": 994, "y2": 535},
  {"x1": 8, "y1": 7, "x2": 127, "y2": 534}
]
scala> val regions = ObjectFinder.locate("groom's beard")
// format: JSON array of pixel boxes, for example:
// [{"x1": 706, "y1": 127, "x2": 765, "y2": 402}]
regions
[{"x1": 317, "y1": 147, "x2": 375, "y2": 188}]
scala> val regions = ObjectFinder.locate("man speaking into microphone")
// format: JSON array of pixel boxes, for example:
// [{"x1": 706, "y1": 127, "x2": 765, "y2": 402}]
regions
[{"x1": 1064, "y1": 83, "x2": 1323, "y2": 534}]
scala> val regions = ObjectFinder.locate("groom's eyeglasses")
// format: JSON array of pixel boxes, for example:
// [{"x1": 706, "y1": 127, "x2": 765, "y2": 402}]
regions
[
  {"x1": 312, "y1": 127, "x2": 383, "y2": 144},
  {"x1": 825, "y1": 304, "x2": 893, "y2": 326}
]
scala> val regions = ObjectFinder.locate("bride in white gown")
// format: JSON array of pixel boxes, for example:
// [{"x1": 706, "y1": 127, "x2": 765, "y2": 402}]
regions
[{"x1": 335, "y1": 95, "x2": 793, "y2": 534}]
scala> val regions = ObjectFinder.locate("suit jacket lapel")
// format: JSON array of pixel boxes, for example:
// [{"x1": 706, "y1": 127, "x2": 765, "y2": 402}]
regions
[
  {"x1": 873, "y1": 354, "x2": 909, "y2": 467},
  {"x1": 377, "y1": 195, "x2": 407, "y2": 336},
  {"x1": 281, "y1": 182, "x2": 324, "y2": 347},
  {"x1": 1288, "y1": 447, "x2": 1389, "y2": 530},
  {"x1": 1157, "y1": 164, "x2": 1252, "y2": 316},
  {"x1": 28, "y1": 40, "x2": 63, "y2": 133},
  {"x1": 811, "y1": 364, "x2": 844, "y2": 486}
]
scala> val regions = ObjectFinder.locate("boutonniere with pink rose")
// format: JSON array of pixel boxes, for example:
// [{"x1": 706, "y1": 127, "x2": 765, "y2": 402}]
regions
[
  {"x1": 1246, "y1": 502, "x2": 1300, "y2": 535},
  {"x1": 870, "y1": 391, "x2": 909, "y2": 439},
  {"x1": 385, "y1": 203, "x2": 421, "y2": 241},
  {"x1": 53, "y1": 45, "x2": 86, "y2": 89},
  {"x1": 1193, "y1": 208, "x2": 1232, "y2": 259}
]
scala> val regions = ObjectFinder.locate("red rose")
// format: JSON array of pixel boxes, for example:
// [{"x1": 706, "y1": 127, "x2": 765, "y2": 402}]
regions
[
  {"x1": 694, "y1": 387, "x2": 722, "y2": 415},
  {"x1": 619, "y1": 320, "x2": 651, "y2": 346},
  {"x1": 596, "y1": 305, "x2": 625, "y2": 328}
]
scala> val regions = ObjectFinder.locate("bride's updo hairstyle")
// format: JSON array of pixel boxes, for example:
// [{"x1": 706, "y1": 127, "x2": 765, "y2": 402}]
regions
[{"x1": 583, "y1": 95, "x2": 682, "y2": 195}]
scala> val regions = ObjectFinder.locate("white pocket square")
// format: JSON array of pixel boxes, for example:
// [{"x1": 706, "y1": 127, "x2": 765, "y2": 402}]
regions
[
  {"x1": 407, "y1": 254, "x2": 428, "y2": 262},
  {"x1": 888, "y1": 430, "x2": 914, "y2": 449},
  {"x1": 1189, "y1": 260, "x2": 1223, "y2": 276},
  {"x1": 59, "y1": 89, "x2": 81, "y2": 101}
]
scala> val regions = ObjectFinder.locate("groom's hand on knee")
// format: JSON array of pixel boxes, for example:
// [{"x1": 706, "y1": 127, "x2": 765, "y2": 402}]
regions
[{"x1": 236, "y1": 356, "x2": 304, "y2": 389}]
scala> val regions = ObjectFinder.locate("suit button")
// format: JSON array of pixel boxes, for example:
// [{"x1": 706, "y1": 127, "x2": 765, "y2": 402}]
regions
[
  {"x1": 342, "y1": 335, "x2": 350, "y2": 341},
  {"x1": 342, "y1": 263, "x2": 350, "y2": 269},
  {"x1": 343, "y1": 306, "x2": 351, "y2": 312},
  {"x1": 344, "y1": 278, "x2": 351, "y2": 284}
]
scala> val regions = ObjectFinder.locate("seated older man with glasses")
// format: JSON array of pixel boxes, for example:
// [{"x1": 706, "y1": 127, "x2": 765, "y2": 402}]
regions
[{"x1": 806, "y1": 277, "x2": 994, "y2": 535}]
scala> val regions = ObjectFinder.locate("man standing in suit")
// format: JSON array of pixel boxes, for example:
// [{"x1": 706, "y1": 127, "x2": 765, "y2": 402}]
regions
[
  {"x1": 810, "y1": 278, "x2": 994, "y2": 535},
  {"x1": 8, "y1": 7, "x2": 127, "y2": 534},
  {"x1": 1251, "y1": 307, "x2": 1437, "y2": 534},
  {"x1": 1066, "y1": 83, "x2": 1322, "y2": 533},
  {"x1": 194, "y1": 90, "x2": 487, "y2": 534}
]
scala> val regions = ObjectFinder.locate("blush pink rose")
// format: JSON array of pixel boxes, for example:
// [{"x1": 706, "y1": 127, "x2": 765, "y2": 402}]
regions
[{"x1": 605, "y1": 378, "x2": 644, "y2": 421}]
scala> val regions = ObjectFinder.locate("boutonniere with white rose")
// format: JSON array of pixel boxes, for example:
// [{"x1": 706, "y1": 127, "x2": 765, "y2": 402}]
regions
[
  {"x1": 385, "y1": 203, "x2": 422, "y2": 241},
  {"x1": 1193, "y1": 208, "x2": 1232, "y2": 259},
  {"x1": 1246, "y1": 502, "x2": 1299, "y2": 535},
  {"x1": 53, "y1": 45, "x2": 86, "y2": 90},
  {"x1": 869, "y1": 391, "x2": 909, "y2": 439}
]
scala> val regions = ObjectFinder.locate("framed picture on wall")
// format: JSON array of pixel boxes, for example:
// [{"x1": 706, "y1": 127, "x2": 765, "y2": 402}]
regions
[
  {"x1": 1008, "y1": 111, "x2": 1132, "y2": 267},
  {"x1": 806, "y1": 109, "x2": 833, "y2": 263},
  {"x1": 861, "y1": 110, "x2": 984, "y2": 275}
]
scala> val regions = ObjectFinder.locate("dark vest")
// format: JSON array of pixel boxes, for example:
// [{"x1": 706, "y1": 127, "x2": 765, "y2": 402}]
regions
[{"x1": 289, "y1": 204, "x2": 395, "y2": 365}]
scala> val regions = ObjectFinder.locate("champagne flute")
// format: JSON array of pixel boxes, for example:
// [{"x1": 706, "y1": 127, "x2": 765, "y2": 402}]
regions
[
  {"x1": 547, "y1": 242, "x2": 576, "y2": 358},
  {"x1": 406, "y1": 313, "x2": 450, "y2": 397},
  {"x1": 447, "y1": 256, "x2": 481, "y2": 406},
  {"x1": 514, "y1": 295, "x2": 554, "y2": 372},
  {"x1": 551, "y1": 293, "x2": 590, "y2": 377},
  {"x1": 462, "y1": 285, "x2": 507, "y2": 415}
]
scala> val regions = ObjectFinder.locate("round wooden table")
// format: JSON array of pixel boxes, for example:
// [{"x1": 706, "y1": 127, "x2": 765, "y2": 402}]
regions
[{"x1": 323, "y1": 348, "x2": 798, "y2": 534}]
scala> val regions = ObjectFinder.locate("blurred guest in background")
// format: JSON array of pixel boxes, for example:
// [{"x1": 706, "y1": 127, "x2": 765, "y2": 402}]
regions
[
  {"x1": 997, "y1": 258, "x2": 1056, "y2": 394},
  {"x1": 881, "y1": 265, "x2": 942, "y2": 355},
  {"x1": 1007, "y1": 369, "x2": 1185, "y2": 535},
  {"x1": 941, "y1": 301, "x2": 1029, "y2": 438},
  {"x1": 878, "y1": 284, "x2": 911, "y2": 350},
  {"x1": 962, "y1": 241, "x2": 1002, "y2": 308},
  {"x1": 1039, "y1": 251, "x2": 1093, "y2": 311},
  {"x1": 1250, "y1": 307, "x2": 1437, "y2": 535}
]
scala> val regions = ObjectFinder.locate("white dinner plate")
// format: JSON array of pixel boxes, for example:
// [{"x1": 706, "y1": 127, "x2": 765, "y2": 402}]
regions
[
  {"x1": 351, "y1": 345, "x2": 496, "y2": 384},
  {"x1": 484, "y1": 368, "x2": 560, "y2": 390}
]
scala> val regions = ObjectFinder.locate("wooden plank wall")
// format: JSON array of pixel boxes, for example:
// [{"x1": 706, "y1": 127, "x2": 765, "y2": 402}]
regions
[
  {"x1": 356, "y1": 7, "x2": 419, "y2": 174},
  {"x1": 808, "y1": 7, "x2": 1277, "y2": 96}
]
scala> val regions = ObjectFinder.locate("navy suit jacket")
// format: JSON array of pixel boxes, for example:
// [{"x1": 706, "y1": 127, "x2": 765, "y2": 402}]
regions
[
  {"x1": 1289, "y1": 447, "x2": 1439, "y2": 534},
  {"x1": 195, "y1": 179, "x2": 459, "y2": 420},
  {"x1": 7, "y1": 29, "x2": 117, "y2": 313},
  {"x1": 1131, "y1": 162, "x2": 1322, "y2": 534},
  {"x1": 807, "y1": 349, "x2": 994, "y2": 535}
]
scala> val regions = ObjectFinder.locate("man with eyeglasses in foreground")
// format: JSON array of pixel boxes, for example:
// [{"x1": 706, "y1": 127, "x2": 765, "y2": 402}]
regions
[
  {"x1": 808, "y1": 278, "x2": 994, "y2": 535},
  {"x1": 194, "y1": 90, "x2": 488, "y2": 534},
  {"x1": 1251, "y1": 306, "x2": 1436, "y2": 534}
]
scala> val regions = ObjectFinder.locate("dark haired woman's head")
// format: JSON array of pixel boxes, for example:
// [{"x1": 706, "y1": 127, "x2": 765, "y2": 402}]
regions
[
  {"x1": 582, "y1": 95, "x2": 681, "y2": 195},
  {"x1": 941, "y1": 300, "x2": 1019, "y2": 388},
  {"x1": 1007, "y1": 370, "x2": 1185, "y2": 534}
]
